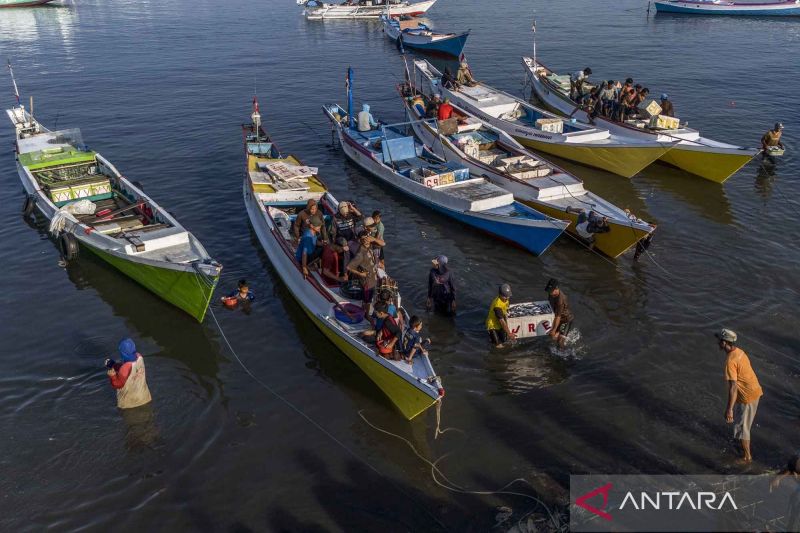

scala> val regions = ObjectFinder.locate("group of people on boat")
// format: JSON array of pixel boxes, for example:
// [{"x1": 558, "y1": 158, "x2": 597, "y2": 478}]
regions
[{"x1": 571, "y1": 68, "x2": 675, "y2": 123}]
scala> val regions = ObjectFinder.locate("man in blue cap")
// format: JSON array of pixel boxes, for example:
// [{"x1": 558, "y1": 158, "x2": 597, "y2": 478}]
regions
[
  {"x1": 105, "y1": 338, "x2": 152, "y2": 409},
  {"x1": 660, "y1": 93, "x2": 674, "y2": 117}
]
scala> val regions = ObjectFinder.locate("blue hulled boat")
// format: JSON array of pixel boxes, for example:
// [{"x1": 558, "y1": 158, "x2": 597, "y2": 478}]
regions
[
  {"x1": 324, "y1": 85, "x2": 566, "y2": 256},
  {"x1": 381, "y1": 15, "x2": 470, "y2": 57}
]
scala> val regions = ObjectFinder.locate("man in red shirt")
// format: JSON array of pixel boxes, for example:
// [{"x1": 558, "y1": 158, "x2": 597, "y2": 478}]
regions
[
  {"x1": 321, "y1": 237, "x2": 349, "y2": 285},
  {"x1": 437, "y1": 97, "x2": 454, "y2": 121}
]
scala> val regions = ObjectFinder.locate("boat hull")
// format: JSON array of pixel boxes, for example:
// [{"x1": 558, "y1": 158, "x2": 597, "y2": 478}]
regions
[
  {"x1": 305, "y1": 0, "x2": 436, "y2": 19},
  {"x1": 394, "y1": 31, "x2": 469, "y2": 57},
  {"x1": 524, "y1": 57, "x2": 758, "y2": 182},
  {"x1": 84, "y1": 245, "x2": 219, "y2": 322},
  {"x1": 406, "y1": 115, "x2": 651, "y2": 258},
  {"x1": 513, "y1": 136, "x2": 667, "y2": 179},
  {"x1": 655, "y1": 0, "x2": 800, "y2": 15},
  {"x1": 0, "y1": 0, "x2": 55, "y2": 7},
  {"x1": 521, "y1": 201, "x2": 651, "y2": 258},
  {"x1": 243, "y1": 180, "x2": 439, "y2": 419},
  {"x1": 336, "y1": 130, "x2": 564, "y2": 255}
]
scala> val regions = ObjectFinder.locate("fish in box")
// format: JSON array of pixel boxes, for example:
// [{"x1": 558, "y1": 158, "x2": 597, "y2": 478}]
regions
[
  {"x1": 649, "y1": 114, "x2": 680, "y2": 130},
  {"x1": 535, "y1": 118, "x2": 563, "y2": 134},
  {"x1": 767, "y1": 146, "x2": 785, "y2": 156},
  {"x1": 506, "y1": 301, "x2": 555, "y2": 339}
]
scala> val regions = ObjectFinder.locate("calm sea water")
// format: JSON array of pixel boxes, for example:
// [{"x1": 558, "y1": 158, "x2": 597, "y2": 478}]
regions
[{"x1": 1, "y1": 0, "x2": 798, "y2": 530}]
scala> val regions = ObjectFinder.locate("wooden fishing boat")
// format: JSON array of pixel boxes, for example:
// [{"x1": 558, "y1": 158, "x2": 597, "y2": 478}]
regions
[
  {"x1": 398, "y1": 83, "x2": 655, "y2": 259},
  {"x1": 242, "y1": 98, "x2": 443, "y2": 420},
  {"x1": 412, "y1": 60, "x2": 674, "y2": 179},
  {"x1": 655, "y1": 0, "x2": 800, "y2": 16},
  {"x1": 7, "y1": 103, "x2": 221, "y2": 322},
  {"x1": 324, "y1": 101, "x2": 568, "y2": 256},
  {"x1": 523, "y1": 57, "x2": 759, "y2": 183},
  {"x1": 300, "y1": 0, "x2": 436, "y2": 20},
  {"x1": 0, "y1": 0, "x2": 55, "y2": 7},
  {"x1": 381, "y1": 15, "x2": 469, "y2": 57}
]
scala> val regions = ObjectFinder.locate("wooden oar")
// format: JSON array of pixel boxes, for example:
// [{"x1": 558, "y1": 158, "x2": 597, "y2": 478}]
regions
[{"x1": 85, "y1": 201, "x2": 143, "y2": 224}]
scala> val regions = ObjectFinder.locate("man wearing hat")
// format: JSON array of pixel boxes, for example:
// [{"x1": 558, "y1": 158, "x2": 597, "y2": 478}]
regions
[
  {"x1": 486, "y1": 283, "x2": 515, "y2": 347},
  {"x1": 761, "y1": 123, "x2": 785, "y2": 157},
  {"x1": 659, "y1": 93, "x2": 674, "y2": 118},
  {"x1": 293, "y1": 198, "x2": 328, "y2": 242},
  {"x1": 717, "y1": 328, "x2": 763, "y2": 464},
  {"x1": 546, "y1": 278, "x2": 574, "y2": 348},
  {"x1": 427, "y1": 255, "x2": 456, "y2": 315},
  {"x1": 456, "y1": 61, "x2": 478, "y2": 87}
]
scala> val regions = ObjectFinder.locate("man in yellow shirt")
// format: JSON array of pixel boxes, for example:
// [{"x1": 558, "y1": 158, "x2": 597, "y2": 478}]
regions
[
  {"x1": 716, "y1": 329, "x2": 763, "y2": 464},
  {"x1": 486, "y1": 284, "x2": 515, "y2": 348}
]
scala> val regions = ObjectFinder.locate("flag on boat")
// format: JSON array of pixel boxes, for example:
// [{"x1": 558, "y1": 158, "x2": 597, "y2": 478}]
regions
[
  {"x1": 252, "y1": 96, "x2": 259, "y2": 114},
  {"x1": 345, "y1": 68, "x2": 351, "y2": 92},
  {"x1": 531, "y1": 18, "x2": 536, "y2": 32}
]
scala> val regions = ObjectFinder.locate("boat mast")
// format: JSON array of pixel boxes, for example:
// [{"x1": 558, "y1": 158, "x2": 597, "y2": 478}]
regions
[
  {"x1": 7, "y1": 60, "x2": 21, "y2": 107},
  {"x1": 531, "y1": 17, "x2": 537, "y2": 69},
  {"x1": 347, "y1": 66, "x2": 354, "y2": 130},
  {"x1": 251, "y1": 96, "x2": 262, "y2": 138}
]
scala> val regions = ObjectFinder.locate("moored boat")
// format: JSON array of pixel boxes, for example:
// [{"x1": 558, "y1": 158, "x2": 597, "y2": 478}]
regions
[
  {"x1": 300, "y1": 0, "x2": 436, "y2": 20},
  {"x1": 0, "y1": 0, "x2": 55, "y2": 7},
  {"x1": 7, "y1": 101, "x2": 221, "y2": 322},
  {"x1": 398, "y1": 82, "x2": 655, "y2": 258},
  {"x1": 412, "y1": 60, "x2": 674, "y2": 179},
  {"x1": 325, "y1": 80, "x2": 568, "y2": 256},
  {"x1": 655, "y1": 0, "x2": 800, "y2": 16},
  {"x1": 523, "y1": 57, "x2": 759, "y2": 183},
  {"x1": 242, "y1": 98, "x2": 443, "y2": 420},
  {"x1": 381, "y1": 15, "x2": 469, "y2": 57}
]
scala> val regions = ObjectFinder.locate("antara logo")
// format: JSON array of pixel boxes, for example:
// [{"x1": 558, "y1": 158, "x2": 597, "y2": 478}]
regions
[
  {"x1": 620, "y1": 491, "x2": 738, "y2": 511},
  {"x1": 575, "y1": 483, "x2": 613, "y2": 521},
  {"x1": 575, "y1": 483, "x2": 738, "y2": 521}
]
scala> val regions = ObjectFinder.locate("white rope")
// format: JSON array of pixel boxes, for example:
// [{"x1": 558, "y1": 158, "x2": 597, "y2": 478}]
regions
[
  {"x1": 201, "y1": 299, "x2": 448, "y2": 529},
  {"x1": 358, "y1": 409, "x2": 567, "y2": 531}
]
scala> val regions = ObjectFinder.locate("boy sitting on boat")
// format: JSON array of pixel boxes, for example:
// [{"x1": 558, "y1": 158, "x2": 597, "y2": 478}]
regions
[
  {"x1": 375, "y1": 301, "x2": 402, "y2": 360},
  {"x1": 402, "y1": 315, "x2": 431, "y2": 364}
]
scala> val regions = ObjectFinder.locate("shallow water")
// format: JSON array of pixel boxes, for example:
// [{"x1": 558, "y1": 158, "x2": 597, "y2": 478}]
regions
[{"x1": 0, "y1": 0, "x2": 798, "y2": 530}]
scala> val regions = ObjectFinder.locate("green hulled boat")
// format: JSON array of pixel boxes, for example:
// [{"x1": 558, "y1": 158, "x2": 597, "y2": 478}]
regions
[{"x1": 7, "y1": 102, "x2": 221, "y2": 321}]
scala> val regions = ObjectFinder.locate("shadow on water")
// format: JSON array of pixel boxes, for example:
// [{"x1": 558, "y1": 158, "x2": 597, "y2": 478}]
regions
[{"x1": 637, "y1": 163, "x2": 735, "y2": 225}]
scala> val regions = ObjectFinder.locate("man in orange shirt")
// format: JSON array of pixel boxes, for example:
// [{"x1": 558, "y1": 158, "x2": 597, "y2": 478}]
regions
[{"x1": 717, "y1": 329, "x2": 763, "y2": 463}]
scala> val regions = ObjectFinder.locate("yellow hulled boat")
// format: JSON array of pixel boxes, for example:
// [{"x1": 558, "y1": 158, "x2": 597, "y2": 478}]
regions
[
  {"x1": 399, "y1": 83, "x2": 655, "y2": 258},
  {"x1": 524, "y1": 57, "x2": 759, "y2": 183},
  {"x1": 242, "y1": 98, "x2": 443, "y2": 419},
  {"x1": 413, "y1": 59, "x2": 674, "y2": 179}
]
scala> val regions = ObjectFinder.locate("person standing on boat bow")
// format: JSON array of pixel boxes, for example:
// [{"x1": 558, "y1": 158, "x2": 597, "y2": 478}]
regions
[
  {"x1": 546, "y1": 278, "x2": 574, "y2": 349},
  {"x1": 486, "y1": 284, "x2": 515, "y2": 347},
  {"x1": 106, "y1": 338, "x2": 152, "y2": 410},
  {"x1": 357, "y1": 103, "x2": 379, "y2": 132}
]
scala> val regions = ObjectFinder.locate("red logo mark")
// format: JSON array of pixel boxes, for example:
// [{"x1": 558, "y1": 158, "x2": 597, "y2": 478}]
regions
[{"x1": 575, "y1": 483, "x2": 613, "y2": 521}]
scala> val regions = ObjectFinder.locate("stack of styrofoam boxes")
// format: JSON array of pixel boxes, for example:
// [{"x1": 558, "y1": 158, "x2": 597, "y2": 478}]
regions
[{"x1": 535, "y1": 118, "x2": 564, "y2": 134}]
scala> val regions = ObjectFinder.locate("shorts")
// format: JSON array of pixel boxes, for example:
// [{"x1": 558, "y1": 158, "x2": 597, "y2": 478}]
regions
[
  {"x1": 488, "y1": 329, "x2": 507, "y2": 346},
  {"x1": 557, "y1": 320, "x2": 573, "y2": 337},
  {"x1": 362, "y1": 286, "x2": 375, "y2": 305},
  {"x1": 733, "y1": 398, "x2": 759, "y2": 441}
]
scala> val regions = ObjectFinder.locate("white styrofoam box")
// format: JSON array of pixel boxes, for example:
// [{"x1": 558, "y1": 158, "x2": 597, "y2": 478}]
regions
[{"x1": 536, "y1": 118, "x2": 563, "y2": 134}]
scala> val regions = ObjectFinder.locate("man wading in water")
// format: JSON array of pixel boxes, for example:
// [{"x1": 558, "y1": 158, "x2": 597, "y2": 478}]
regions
[
  {"x1": 717, "y1": 329, "x2": 763, "y2": 464},
  {"x1": 106, "y1": 338, "x2": 152, "y2": 409}
]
